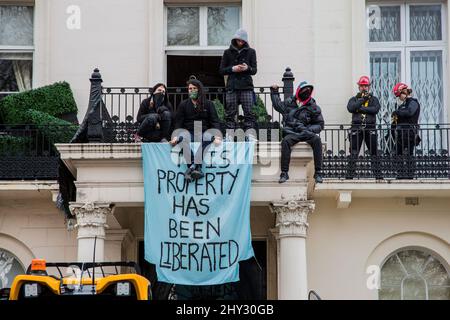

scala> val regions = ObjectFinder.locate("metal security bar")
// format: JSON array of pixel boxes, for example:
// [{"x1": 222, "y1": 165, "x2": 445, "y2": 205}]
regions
[
  {"x1": 321, "y1": 124, "x2": 450, "y2": 180},
  {"x1": 0, "y1": 125, "x2": 67, "y2": 180}
]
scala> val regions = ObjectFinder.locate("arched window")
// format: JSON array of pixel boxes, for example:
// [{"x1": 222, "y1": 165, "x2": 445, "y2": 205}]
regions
[
  {"x1": 0, "y1": 249, "x2": 25, "y2": 289},
  {"x1": 379, "y1": 249, "x2": 450, "y2": 300}
]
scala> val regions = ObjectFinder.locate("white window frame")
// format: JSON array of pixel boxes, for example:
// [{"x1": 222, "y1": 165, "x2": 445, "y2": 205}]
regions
[
  {"x1": 0, "y1": 4, "x2": 35, "y2": 95},
  {"x1": 164, "y1": 4, "x2": 242, "y2": 52},
  {"x1": 366, "y1": 1, "x2": 448, "y2": 124}
]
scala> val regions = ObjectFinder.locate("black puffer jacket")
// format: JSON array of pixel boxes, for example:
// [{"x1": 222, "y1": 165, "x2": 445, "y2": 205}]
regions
[
  {"x1": 136, "y1": 96, "x2": 174, "y2": 123},
  {"x1": 393, "y1": 97, "x2": 421, "y2": 127},
  {"x1": 347, "y1": 93, "x2": 381, "y2": 128},
  {"x1": 219, "y1": 40, "x2": 257, "y2": 91},
  {"x1": 174, "y1": 99, "x2": 221, "y2": 133},
  {"x1": 271, "y1": 91, "x2": 324, "y2": 135}
]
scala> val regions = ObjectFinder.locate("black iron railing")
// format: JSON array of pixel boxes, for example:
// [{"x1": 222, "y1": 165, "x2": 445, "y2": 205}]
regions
[
  {"x1": 320, "y1": 124, "x2": 450, "y2": 180},
  {"x1": 0, "y1": 125, "x2": 69, "y2": 180}
]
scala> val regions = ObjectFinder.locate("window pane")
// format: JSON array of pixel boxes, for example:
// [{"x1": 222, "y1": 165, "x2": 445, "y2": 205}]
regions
[
  {"x1": 0, "y1": 6, "x2": 33, "y2": 46},
  {"x1": 369, "y1": 6, "x2": 401, "y2": 42},
  {"x1": 167, "y1": 7, "x2": 199, "y2": 46},
  {"x1": 370, "y1": 51, "x2": 401, "y2": 125},
  {"x1": 379, "y1": 250, "x2": 450, "y2": 300},
  {"x1": 0, "y1": 52, "x2": 33, "y2": 92},
  {"x1": 410, "y1": 5, "x2": 442, "y2": 41},
  {"x1": 402, "y1": 275, "x2": 427, "y2": 300},
  {"x1": 410, "y1": 50, "x2": 443, "y2": 124},
  {"x1": 207, "y1": 7, "x2": 240, "y2": 46}
]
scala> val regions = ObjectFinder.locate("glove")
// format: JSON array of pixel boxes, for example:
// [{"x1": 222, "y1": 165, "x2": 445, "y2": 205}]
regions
[
  {"x1": 270, "y1": 85, "x2": 279, "y2": 93},
  {"x1": 156, "y1": 106, "x2": 169, "y2": 114},
  {"x1": 295, "y1": 123, "x2": 307, "y2": 132}
]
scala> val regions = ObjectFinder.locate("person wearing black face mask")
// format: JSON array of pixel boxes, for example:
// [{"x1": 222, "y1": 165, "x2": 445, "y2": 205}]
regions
[{"x1": 136, "y1": 83, "x2": 174, "y2": 142}]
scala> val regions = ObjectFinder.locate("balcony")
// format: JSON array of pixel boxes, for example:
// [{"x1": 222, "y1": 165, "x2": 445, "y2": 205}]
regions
[{"x1": 0, "y1": 125, "x2": 63, "y2": 180}]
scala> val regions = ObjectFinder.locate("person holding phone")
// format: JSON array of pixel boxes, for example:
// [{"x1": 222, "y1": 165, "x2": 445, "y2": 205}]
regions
[{"x1": 220, "y1": 29, "x2": 257, "y2": 138}]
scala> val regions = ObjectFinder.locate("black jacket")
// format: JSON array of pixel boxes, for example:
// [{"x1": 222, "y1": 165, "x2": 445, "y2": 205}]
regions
[
  {"x1": 347, "y1": 94, "x2": 381, "y2": 128},
  {"x1": 393, "y1": 97, "x2": 420, "y2": 127},
  {"x1": 136, "y1": 97, "x2": 174, "y2": 123},
  {"x1": 271, "y1": 92, "x2": 324, "y2": 135},
  {"x1": 175, "y1": 99, "x2": 221, "y2": 133},
  {"x1": 220, "y1": 41, "x2": 257, "y2": 91}
]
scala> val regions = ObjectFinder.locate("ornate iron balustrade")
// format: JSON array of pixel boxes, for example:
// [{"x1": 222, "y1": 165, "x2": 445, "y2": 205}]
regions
[
  {"x1": 101, "y1": 86, "x2": 284, "y2": 143},
  {"x1": 320, "y1": 124, "x2": 450, "y2": 180},
  {"x1": 0, "y1": 125, "x2": 66, "y2": 180}
]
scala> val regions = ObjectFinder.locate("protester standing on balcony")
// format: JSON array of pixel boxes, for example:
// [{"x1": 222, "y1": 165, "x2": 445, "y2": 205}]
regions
[
  {"x1": 346, "y1": 76, "x2": 381, "y2": 179},
  {"x1": 392, "y1": 83, "x2": 421, "y2": 179},
  {"x1": 271, "y1": 81, "x2": 324, "y2": 184},
  {"x1": 136, "y1": 83, "x2": 173, "y2": 142},
  {"x1": 220, "y1": 28, "x2": 257, "y2": 139},
  {"x1": 170, "y1": 79, "x2": 222, "y2": 182}
]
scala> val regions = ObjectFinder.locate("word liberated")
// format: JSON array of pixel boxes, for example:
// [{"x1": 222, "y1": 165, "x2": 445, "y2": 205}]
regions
[{"x1": 159, "y1": 240, "x2": 239, "y2": 272}]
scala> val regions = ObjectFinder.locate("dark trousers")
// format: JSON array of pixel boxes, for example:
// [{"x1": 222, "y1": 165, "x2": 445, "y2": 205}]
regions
[
  {"x1": 347, "y1": 128, "x2": 380, "y2": 177},
  {"x1": 178, "y1": 131, "x2": 215, "y2": 166},
  {"x1": 137, "y1": 111, "x2": 172, "y2": 142},
  {"x1": 225, "y1": 90, "x2": 256, "y2": 131},
  {"x1": 395, "y1": 129, "x2": 416, "y2": 178},
  {"x1": 281, "y1": 133, "x2": 323, "y2": 173}
]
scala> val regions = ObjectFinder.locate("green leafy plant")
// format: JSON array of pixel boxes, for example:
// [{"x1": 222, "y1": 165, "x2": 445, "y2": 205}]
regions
[
  {"x1": 25, "y1": 109, "x2": 78, "y2": 143},
  {"x1": 0, "y1": 135, "x2": 32, "y2": 156},
  {"x1": 213, "y1": 99, "x2": 226, "y2": 122},
  {"x1": 252, "y1": 96, "x2": 270, "y2": 123},
  {"x1": 0, "y1": 82, "x2": 78, "y2": 124}
]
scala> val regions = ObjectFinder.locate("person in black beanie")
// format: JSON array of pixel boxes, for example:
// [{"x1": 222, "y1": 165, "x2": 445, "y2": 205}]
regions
[
  {"x1": 220, "y1": 28, "x2": 257, "y2": 137},
  {"x1": 136, "y1": 83, "x2": 173, "y2": 142}
]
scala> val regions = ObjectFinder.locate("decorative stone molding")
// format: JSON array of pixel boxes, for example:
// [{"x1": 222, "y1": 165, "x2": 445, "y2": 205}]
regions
[
  {"x1": 270, "y1": 199, "x2": 315, "y2": 238},
  {"x1": 69, "y1": 202, "x2": 115, "y2": 240}
]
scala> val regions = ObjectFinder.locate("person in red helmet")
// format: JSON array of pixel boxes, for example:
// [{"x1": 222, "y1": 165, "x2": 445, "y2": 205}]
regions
[
  {"x1": 391, "y1": 82, "x2": 421, "y2": 179},
  {"x1": 346, "y1": 76, "x2": 381, "y2": 179},
  {"x1": 270, "y1": 81, "x2": 325, "y2": 184}
]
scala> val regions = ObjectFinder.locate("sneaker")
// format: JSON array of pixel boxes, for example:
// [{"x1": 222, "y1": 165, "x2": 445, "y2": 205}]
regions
[
  {"x1": 279, "y1": 171, "x2": 289, "y2": 184},
  {"x1": 184, "y1": 166, "x2": 194, "y2": 183},
  {"x1": 160, "y1": 138, "x2": 169, "y2": 143},
  {"x1": 191, "y1": 165, "x2": 205, "y2": 180},
  {"x1": 314, "y1": 172, "x2": 324, "y2": 184}
]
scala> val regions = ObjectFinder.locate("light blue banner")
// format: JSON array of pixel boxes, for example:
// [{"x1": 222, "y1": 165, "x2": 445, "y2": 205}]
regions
[{"x1": 143, "y1": 142, "x2": 255, "y2": 285}]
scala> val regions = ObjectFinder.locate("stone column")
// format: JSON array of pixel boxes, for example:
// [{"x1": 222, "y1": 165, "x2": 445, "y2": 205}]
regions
[
  {"x1": 270, "y1": 199, "x2": 315, "y2": 300},
  {"x1": 70, "y1": 202, "x2": 114, "y2": 262}
]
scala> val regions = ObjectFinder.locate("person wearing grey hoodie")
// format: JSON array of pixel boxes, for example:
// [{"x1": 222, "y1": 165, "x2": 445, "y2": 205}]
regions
[{"x1": 220, "y1": 29, "x2": 257, "y2": 133}]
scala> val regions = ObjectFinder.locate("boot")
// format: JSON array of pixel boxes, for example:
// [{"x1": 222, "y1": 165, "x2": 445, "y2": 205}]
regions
[
  {"x1": 184, "y1": 165, "x2": 194, "y2": 183},
  {"x1": 279, "y1": 171, "x2": 289, "y2": 184},
  {"x1": 314, "y1": 172, "x2": 324, "y2": 184},
  {"x1": 191, "y1": 165, "x2": 205, "y2": 180}
]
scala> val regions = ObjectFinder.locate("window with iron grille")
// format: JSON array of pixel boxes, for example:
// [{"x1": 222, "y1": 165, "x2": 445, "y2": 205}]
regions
[
  {"x1": 0, "y1": 5, "x2": 34, "y2": 99},
  {"x1": 367, "y1": 2, "x2": 447, "y2": 126},
  {"x1": 379, "y1": 249, "x2": 450, "y2": 300}
]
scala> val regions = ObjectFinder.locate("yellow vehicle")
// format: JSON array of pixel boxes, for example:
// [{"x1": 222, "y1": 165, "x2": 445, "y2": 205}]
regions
[{"x1": 2, "y1": 259, "x2": 151, "y2": 301}]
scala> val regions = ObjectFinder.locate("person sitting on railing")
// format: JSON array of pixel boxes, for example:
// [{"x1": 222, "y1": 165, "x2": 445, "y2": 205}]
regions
[
  {"x1": 136, "y1": 83, "x2": 173, "y2": 142},
  {"x1": 170, "y1": 79, "x2": 222, "y2": 183},
  {"x1": 346, "y1": 76, "x2": 381, "y2": 179},
  {"x1": 392, "y1": 83, "x2": 421, "y2": 179},
  {"x1": 220, "y1": 28, "x2": 257, "y2": 139},
  {"x1": 270, "y1": 81, "x2": 324, "y2": 184}
]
